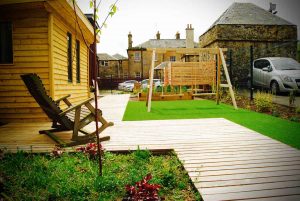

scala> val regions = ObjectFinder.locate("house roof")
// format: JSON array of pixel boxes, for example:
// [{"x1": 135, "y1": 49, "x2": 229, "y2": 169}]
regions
[
  {"x1": 134, "y1": 39, "x2": 198, "y2": 49},
  {"x1": 210, "y1": 2, "x2": 293, "y2": 28},
  {"x1": 97, "y1": 53, "x2": 117, "y2": 61},
  {"x1": 112, "y1": 53, "x2": 127, "y2": 60}
]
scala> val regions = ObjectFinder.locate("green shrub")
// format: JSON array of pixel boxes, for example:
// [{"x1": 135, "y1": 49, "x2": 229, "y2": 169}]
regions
[
  {"x1": 290, "y1": 116, "x2": 299, "y2": 122},
  {"x1": 182, "y1": 86, "x2": 188, "y2": 92},
  {"x1": 272, "y1": 110, "x2": 280, "y2": 117},
  {"x1": 166, "y1": 85, "x2": 171, "y2": 92},
  {"x1": 296, "y1": 107, "x2": 300, "y2": 114},
  {"x1": 254, "y1": 91, "x2": 273, "y2": 112}
]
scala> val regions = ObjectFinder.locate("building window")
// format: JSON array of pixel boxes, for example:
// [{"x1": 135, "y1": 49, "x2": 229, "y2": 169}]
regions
[
  {"x1": 0, "y1": 21, "x2": 13, "y2": 64},
  {"x1": 101, "y1": 60, "x2": 108, "y2": 66},
  {"x1": 67, "y1": 32, "x2": 72, "y2": 82},
  {"x1": 134, "y1": 52, "x2": 141, "y2": 61},
  {"x1": 76, "y1": 40, "x2": 80, "y2": 83},
  {"x1": 170, "y1": 56, "x2": 176, "y2": 62},
  {"x1": 135, "y1": 72, "x2": 141, "y2": 78}
]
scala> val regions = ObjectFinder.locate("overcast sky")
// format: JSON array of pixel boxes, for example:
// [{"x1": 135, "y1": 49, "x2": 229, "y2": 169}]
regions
[{"x1": 77, "y1": 0, "x2": 300, "y2": 56}]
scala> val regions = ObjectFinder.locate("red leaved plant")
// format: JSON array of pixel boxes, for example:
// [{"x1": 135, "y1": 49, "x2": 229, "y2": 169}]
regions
[
  {"x1": 123, "y1": 174, "x2": 161, "y2": 201},
  {"x1": 50, "y1": 146, "x2": 63, "y2": 157},
  {"x1": 76, "y1": 143, "x2": 103, "y2": 158}
]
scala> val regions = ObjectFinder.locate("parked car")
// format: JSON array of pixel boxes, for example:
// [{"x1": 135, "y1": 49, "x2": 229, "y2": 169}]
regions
[
  {"x1": 251, "y1": 57, "x2": 300, "y2": 94},
  {"x1": 118, "y1": 80, "x2": 137, "y2": 91},
  {"x1": 141, "y1": 79, "x2": 162, "y2": 90},
  {"x1": 123, "y1": 82, "x2": 136, "y2": 92}
]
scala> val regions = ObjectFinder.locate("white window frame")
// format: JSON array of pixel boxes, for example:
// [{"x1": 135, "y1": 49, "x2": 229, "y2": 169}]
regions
[
  {"x1": 135, "y1": 72, "x2": 141, "y2": 79},
  {"x1": 155, "y1": 53, "x2": 158, "y2": 61},
  {"x1": 101, "y1": 60, "x2": 109, "y2": 67},
  {"x1": 134, "y1": 52, "x2": 141, "y2": 61}
]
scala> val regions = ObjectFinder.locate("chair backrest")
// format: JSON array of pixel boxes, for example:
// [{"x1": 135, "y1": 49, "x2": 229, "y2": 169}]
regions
[{"x1": 21, "y1": 73, "x2": 73, "y2": 129}]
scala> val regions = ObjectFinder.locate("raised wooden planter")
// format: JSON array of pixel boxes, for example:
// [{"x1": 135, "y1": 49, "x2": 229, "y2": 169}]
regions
[{"x1": 138, "y1": 92, "x2": 193, "y2": 101}]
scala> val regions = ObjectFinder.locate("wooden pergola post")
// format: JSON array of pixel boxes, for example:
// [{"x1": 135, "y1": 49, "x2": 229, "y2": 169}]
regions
[
  {"x1": 216, "y1": 52, "x2": 221, "y2": 104},
  {"x1": 147, "y1": 49, "x2": 156, "y2": 112}
]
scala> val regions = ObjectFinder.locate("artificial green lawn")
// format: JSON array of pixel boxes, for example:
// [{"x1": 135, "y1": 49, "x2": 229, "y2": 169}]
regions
[{"x1": 123, "y1": 100, "x2": 300, "y2": 149}]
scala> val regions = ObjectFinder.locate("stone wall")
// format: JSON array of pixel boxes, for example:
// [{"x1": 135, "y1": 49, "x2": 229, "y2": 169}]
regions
[{"x1": 199, "y1": 24, "x2": 298, "y2": 87}]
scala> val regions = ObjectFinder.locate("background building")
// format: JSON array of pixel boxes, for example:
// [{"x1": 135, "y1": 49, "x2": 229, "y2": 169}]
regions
[
  {"x1": 199, "y1": 2, "x2": 298, "y2": 87},
  {"x1": 97, "y1": 53, "x2": 128, "y2": 78},
  {"x1": 127, "y1": 25, "x2": 198, "y2": 79}
]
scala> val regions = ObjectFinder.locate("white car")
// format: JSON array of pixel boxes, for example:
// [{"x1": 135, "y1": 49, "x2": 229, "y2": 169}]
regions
[
  {"x1": 252, "y1": 57, "x2": 300, "y2": 94},
  {"x1": 118, "y1": 80, "x2": 137, "y2": 91},
  {"x1": 123, "y1": 82, "x2": 135, "y2": 92},
  {"x1": 141, "y1": 79, "x2": 162, "y2": 90}
]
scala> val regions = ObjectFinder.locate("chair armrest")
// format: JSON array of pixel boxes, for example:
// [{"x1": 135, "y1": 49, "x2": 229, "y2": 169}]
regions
[
  {"x1": 55, "y1": 95, "x2": 71, "y2": 106},
  {"x1": 59, "y1": 98, "x2": 94, "y2": 116}
]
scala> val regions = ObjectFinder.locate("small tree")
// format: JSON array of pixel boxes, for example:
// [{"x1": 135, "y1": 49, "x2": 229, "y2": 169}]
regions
[{"x1": 71, "y1": 0, "x2": 118, "y2": 176}]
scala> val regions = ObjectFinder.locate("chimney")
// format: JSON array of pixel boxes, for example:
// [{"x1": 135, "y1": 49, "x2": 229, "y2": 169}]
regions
[
  {"x1": 176, "y1": 31, "x2": 180, "y2": 39},
  {"x1": 185, "y1": 24, "x2": 194, "y2": 48},
  {"x1": 156, "y1": 31, "x2": 160, "y2": 40},
  {"x1": 128, "y1": 32, "x2": 132, "y2": 49}
]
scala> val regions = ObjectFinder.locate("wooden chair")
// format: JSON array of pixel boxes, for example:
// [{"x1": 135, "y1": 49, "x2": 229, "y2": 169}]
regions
[{"x1": 21, "y1": 73, "x2": 114, "y2": 147}]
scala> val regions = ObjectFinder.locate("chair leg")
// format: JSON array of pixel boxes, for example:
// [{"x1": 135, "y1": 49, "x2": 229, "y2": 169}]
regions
[
  {"x1": 71, "y1": 107, "x2": 82, "y2": 141},
  {"x1": 39, "y1": 129, "x2": 67, "y2": 145}
]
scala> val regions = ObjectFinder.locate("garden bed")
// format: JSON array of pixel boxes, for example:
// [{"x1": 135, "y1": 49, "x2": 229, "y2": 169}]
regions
[
  {"x1": 0, "y1": 149, "x2": 201, "y2": 201},
  {"x1": 214, "y1": 90, "x2": 300, "y2": 123}
]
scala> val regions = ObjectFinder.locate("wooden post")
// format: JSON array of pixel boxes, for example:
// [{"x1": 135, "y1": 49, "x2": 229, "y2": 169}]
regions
[
  {"x1": 147, "y1": 49, "x2": 156, "y2": 112},
  {"x1": 216, "y1": 52, "x2": 221, "y2": 104},
  {"x1": 250, "y1": 46, "x2": 254, "y2": 101},
  {"x1": 219, "y1": 48, "x2": 238, "y2": 109}
]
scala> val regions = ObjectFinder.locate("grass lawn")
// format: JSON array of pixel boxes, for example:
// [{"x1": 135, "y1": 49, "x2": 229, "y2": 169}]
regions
[
  {"x1": 0, "y1": 150, "x2": 200, "y2": 201},
  {"x1": 123, "y1": 100, "x2": 300, "y2": 149}
]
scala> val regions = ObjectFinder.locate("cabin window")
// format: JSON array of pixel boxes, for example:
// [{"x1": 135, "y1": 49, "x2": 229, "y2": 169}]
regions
[
  {"x1": 0, "y1": 21, "x2": 13, "y2": 64},
  {"x1": 76, "y1": 40, "x2": 80, "y2": 83},
  {"x1": 134, "y1": 52, "x2": 141, "y2": 61},
  {"x1": 170, "y1": 56, "x2": 176, "y2": 62},
  {"x1": 67, "y1": 32, "x2": 72, "y2": 82}
]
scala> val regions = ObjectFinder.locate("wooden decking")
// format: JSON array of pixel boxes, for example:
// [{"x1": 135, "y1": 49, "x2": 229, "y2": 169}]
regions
[{"x1": 1, "y1": 94, "x2": 300, "y2": 200}]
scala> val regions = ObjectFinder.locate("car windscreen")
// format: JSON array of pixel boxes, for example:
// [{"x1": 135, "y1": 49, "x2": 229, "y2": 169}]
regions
[{"x1": 271, "y1": 58, "x2": 300, "y2": 70}]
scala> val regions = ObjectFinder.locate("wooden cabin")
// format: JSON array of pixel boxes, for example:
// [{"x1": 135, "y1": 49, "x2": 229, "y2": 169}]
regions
[{"x1": 0, "y1": 0, "x2": 98, "y2": 123}]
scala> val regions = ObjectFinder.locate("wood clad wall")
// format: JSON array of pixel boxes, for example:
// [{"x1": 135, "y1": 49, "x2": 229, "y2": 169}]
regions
[
  {"x1": 0, "y1": 6, "x2": 50, "y2": 122},
  {"x1": 52, "y1": 14, "x2": 89, "y2": 108}
]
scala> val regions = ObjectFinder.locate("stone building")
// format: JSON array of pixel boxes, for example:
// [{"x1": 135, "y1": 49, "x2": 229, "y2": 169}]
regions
[
  {"x1": 97, "y1": 53, "x2": 128, "y2": 78},
  {"x1": 199, "y1": 2, "x2": 298, "y2": 86},
  {"x1": 127, "y1": 24, "x2": 198, "y2": 79}
]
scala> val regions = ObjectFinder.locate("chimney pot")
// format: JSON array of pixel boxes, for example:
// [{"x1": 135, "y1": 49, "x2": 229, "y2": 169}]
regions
[
  {"x1": 186, "y1": 24, "x2": 194, "y2": 48},
  {"x1": 156, "y1": 31, "x2": 160, "y2": 40},
  {"x1": 176, "y1": 31, "x2": 180, "y2": 39},
  {"x1": 128, "y1": 32, "x2": 133, "y2": 49}
]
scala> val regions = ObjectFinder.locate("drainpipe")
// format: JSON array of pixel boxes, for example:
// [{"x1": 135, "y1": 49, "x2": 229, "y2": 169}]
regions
[{"x1": 141, "y1": 49, "x2": 144, "y2": 80}]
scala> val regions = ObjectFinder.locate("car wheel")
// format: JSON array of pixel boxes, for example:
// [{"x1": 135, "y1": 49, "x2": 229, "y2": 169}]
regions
[{"x1": 271, "y1": 81, "x2": 280, "y2": 95}]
